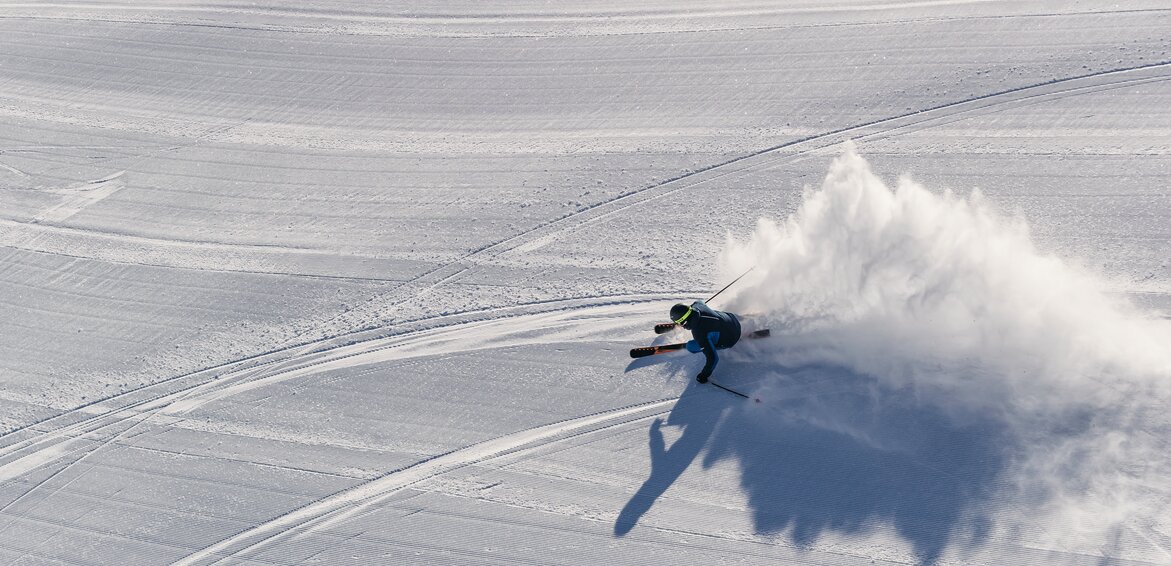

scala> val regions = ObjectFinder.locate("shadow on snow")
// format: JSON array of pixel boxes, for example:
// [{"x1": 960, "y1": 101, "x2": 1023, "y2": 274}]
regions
[{"x1": 616, "y1": 354, "x2": 1010, "y2": 565}]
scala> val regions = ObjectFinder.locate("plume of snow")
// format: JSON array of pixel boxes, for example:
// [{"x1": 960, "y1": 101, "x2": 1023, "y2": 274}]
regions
[{"x1": 718, "y1": 143, "x2": 1171, "y2": 554}]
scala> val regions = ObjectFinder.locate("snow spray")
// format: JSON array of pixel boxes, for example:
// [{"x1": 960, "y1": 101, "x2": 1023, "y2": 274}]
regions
[{"x1": 717, "y1": 144, "x2": 1171, "y2": 557}]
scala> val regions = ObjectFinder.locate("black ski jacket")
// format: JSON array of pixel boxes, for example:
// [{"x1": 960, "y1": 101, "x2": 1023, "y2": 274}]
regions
[{"x1": 685, "y1": 301, "x2": 741, "y2": 379}]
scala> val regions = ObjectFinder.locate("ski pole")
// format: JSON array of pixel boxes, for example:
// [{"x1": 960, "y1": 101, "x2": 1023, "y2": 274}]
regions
[
  {"x1": 705, "y1": 266, "x2": 754, "y2": 304},
  {"x1": 654, "y1": 266, "x2": 755, "y2": 334},
  {"x1": 710, "y1": 380, "x2": 750, "y2": 399}
]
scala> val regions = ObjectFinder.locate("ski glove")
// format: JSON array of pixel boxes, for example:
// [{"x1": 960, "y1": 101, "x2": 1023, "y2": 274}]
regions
[{"x1": 696, "y1": 370, "x2": 711, "y2": 384}]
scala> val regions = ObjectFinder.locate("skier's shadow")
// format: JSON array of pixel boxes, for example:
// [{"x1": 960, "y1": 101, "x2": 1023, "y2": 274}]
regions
[
  {"x1": 615, "y1": 359, "x2": 1012, "y2": 565},
  {"x1": 612, "y1": 380, "x2": 726, "y2": 536}
]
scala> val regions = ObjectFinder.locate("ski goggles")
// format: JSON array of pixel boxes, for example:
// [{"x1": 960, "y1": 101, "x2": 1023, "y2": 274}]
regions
[{"x1": 673, "y1": 307, "x2": 694, "y2": 325}]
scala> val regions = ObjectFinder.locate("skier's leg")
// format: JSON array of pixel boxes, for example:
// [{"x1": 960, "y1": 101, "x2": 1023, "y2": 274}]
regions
[{"x1": 686, "y1": 331, "x2": 722, "y2": 353}]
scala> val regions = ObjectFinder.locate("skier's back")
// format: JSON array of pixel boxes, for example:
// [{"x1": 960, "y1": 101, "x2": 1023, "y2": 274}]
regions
[{"x1": 670, "y1": 300, "x2": 742, "y2": 383}]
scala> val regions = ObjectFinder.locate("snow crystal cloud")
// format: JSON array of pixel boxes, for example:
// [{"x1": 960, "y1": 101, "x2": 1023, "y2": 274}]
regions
[{"x1": 717, "y1": 144, "x2": 1171, "y2": 555}]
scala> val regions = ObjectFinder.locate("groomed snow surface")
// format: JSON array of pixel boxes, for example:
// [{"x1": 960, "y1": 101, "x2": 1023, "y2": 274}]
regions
[{"x1": 2, "y1": 1, "x2": 1171, "y2": 564}]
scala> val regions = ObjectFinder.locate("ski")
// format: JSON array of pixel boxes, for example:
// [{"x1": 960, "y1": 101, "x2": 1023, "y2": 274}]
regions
[
  {"x1": 654, "y1": 322, "x2": 677, "y2": 334},
  {"x1": 629, "y1": 343, "x2": 686, "y2": 358},
  {"x1": 629, "y1": 329, "x2": 770, "y2": 358}
]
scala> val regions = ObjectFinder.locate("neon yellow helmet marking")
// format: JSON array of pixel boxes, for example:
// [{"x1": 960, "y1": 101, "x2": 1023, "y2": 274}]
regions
[{"x1": 674, "y1": 307, "x2": 694, "y2": 325}]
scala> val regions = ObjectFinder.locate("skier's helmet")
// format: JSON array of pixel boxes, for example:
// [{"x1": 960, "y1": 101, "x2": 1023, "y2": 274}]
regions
[{"x1": 670, "y1": 303, "x2": 693, "y2": 326}]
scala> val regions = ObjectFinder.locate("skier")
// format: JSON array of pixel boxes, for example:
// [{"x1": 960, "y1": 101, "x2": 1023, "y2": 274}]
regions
[{"x1": 669, "y1": 300, "x2": 742, "y2": 384}]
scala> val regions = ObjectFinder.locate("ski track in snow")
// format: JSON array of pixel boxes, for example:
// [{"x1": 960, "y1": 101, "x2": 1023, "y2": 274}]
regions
[
  {"x1": 0, "y1": 296, "x2": 671, "y2": 495},
  {"x1": 172, "y1": 399, "x2": 676, "y2": 566},
  {"x1": 2, "y1": 4, "x2": 1169, "y2": 38},
  {"x1": 0, "y1": 295, "x2": 691, "y2": 564},
  {"x1": 30, "y1": 171, "x2": 125, "y2": 224},
  {"x1": 5, "y1": 59, "x2": 1167, "y2": 294},
  {"x1": 501, "y1": 61, "x2": 1171, "y2": 257}
]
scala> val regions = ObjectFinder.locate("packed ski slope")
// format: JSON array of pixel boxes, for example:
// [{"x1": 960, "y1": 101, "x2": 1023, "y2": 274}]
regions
[{"x1": 2, "y1": 1, "x2": 1170, "y2": 564}]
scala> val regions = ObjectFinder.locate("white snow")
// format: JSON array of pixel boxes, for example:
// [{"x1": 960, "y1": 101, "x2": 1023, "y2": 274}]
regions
[{"x1": 1, "y1": 1, "x2": 1170, "y2": 565}]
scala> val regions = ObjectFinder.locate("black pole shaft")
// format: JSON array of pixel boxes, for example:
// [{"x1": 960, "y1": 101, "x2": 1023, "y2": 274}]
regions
[
  {"x1": 710, "y1": 381, "x2": 749, "y2": 399},
  {"x1": 705, "y1": 266, "x2": 755, "y2": 304}
]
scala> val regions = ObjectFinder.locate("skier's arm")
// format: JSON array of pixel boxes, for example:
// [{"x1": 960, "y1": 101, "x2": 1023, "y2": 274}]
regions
[{"x1": 697, "y1": 331, "x2": 719, "y2": 381}]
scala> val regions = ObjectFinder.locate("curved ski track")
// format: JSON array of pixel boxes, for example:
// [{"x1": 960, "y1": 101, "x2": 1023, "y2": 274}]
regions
[
  {"x1": 0, "y1": 296, "x2": 681, "y2": 564},
  {"x1": 0, "y1": 295, "x2": 669, "y2": 479},
  {"x1": 5, "y1": 60, "x2": 1169, "y2": 297},
  {"x1": 313, "y1": 58, "x2": 1171, "y2": 288},
  {"x1": 173, "y1": 398, "x2": 677, "y2": 566},
  {"x1": 497, "y1": 60, "x2": 1171, "y2": 256}
]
